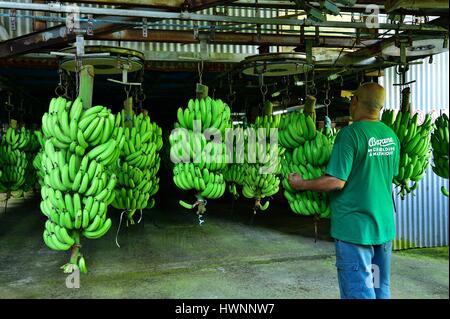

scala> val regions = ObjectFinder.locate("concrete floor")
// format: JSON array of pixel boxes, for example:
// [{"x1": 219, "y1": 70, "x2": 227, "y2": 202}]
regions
[{"x1": 0, "y1": 193, "x2": 448, "y2": 299}]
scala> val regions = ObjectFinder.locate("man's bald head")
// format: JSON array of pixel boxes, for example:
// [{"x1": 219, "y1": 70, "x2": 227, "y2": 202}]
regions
[{"x1": 354, "y1": 82, "x2": 386, "y2": 114}]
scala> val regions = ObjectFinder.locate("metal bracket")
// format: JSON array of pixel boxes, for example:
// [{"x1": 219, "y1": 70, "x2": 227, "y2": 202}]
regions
[
  {"x1": 314, "y1": 26, "x2": 320, "y2": 45},
  {"x1": 107, "y1": 61, "x2": 141, "y2": 86},
  {"x1": 142, "y1": 18, "x2": 148, "y2": 38},
  {"x1": 9, "y1": 9, "x2": 16, "y2": 32},
  {"x1": 86, "y1": 14, "x2": 94, "y2": 36},
  {"x1": 193, "y1": 21, "x2": 199, "y2": 40}
]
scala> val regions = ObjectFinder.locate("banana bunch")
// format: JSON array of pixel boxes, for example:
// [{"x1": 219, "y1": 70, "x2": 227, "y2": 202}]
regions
[
  {"x1": 21, "y1": 129, "x2": 44, "y2": 192},
  {"x1": 284, "y1": 189, "x2": 331, "y2": 217},
  {"x1": 176, "y1": 97, "x2": 231, "y2": 134},
  {"x1": 223, "y1": 164, "x2": 246, "y2": 198},
  {"x1": 111, "y1": 112, "x2": 163, "y2": 222},
  {"x1": 381, "y1": 110, "x2": 433, "y2": 198},
  {"x1": 0, "y1": 122, "x2": 30, "y2": 193},
  {"x1": 174, "y1": 162, "x2": 226, "y2": 199},
  {"x1": 172, "y1": 97, "x2": 230, "y2": 211},
  {"x1": 40, "y1": 96, "x2": 123, "y2": 274},
  {"x1": 0, "y1": 145, "x2": 27, "y2": 192},
  {"x1": 241, "y1": 163, "x2": 280, "y2": 211},
  {"x1": 280, "y1": 117, "x2": 334, "y2": 218},
  {"x1": 278, "y1": 111, "x2": 317, "y2": 149},
  {"x1": 238, "y1": 116, "x2": 283, "y2": 211},
  {"x1": 254, "y1": 114, "x2": 281, "y2": 137},
  {"x1": 42, "y1": 97, "x2": 123, "y2": 163},
  {"x1": 430, "y1": 113, "x2": 449, "y2": 196},
  {"x1": 2, "y1": 125, "x2": 31, "y2": 150}
]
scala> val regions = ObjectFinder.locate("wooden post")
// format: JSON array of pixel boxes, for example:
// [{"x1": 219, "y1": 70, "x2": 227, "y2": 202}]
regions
[{"x1": 79, "y1": 65, "x2": 94, "y2": 110}]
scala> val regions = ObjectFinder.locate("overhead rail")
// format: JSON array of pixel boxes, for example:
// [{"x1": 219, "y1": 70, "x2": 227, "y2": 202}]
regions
[{"x1": 0, "y1": 1, "x2": 446, "y2": 31}]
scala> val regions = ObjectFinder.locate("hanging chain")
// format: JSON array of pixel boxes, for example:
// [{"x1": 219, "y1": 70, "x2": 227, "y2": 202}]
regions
[
  {"x1": 198, "y1": 60, "x2": 204, "y2": 84},
  {"x1": 324, "y1": 81, "x2": 331, "y2": 118},
  {"x1": 259, "y1": 74, "x2": 268, "y2": 105}
]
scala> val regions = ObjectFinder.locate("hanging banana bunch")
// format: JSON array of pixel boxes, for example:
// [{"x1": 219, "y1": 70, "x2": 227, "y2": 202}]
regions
[
  {"x1": 381, "y1": 90, "x2": 433, "y2": 199},
  {"x1": 223, "y1": 164, "x2": 245, "y2": 199},
  {"x1": 111, "y1": 112, "x2": 163, "y2": 224},
  {"x1": 240, "y1": 115, "x2": 282, "y2": 212},
  {"x1": 21, "y1": 128, "x2": 43, "y2": 194},
  {"x1": 430, "y1": 113, "x2": 449, "y2": 196},
  {"x1": 170, "y1": 97, "x2": 231, "y2": 219},
  {"x1": 280, "y1": 130, "x2": 333, "y2": 218},
  {"x1": 278, "y1": 100, "x2": 334, "y2": 219},
  {"x1": 223, "y1": 123, "x2": 246, "y2": 199},
  {"x1": 39, "y1": 96, "x2": 123, "y2": 274},
  {"x1": 0, "y1": 120, "x2": 30, "y2": 193}
]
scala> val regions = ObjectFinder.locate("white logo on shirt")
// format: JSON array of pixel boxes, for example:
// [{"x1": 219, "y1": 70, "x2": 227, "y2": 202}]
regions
[
  {"x1": 368, "y1": 137, "x2": 396, "y2": 157},
  {"x1": 368, "y1": 137, "x2": 395, "y2": 147}
]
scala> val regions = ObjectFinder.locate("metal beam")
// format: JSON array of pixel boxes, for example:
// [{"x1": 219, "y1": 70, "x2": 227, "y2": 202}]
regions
[
  {"x1": 0, "y1": 56, "x2": 234, "y2": 72},
  {"x1": 0, "y1": 16, "x2": 137, "y2": 58},
  {"x1": 0, "y1": 1, "x2": 237, "y2": 58},
  {"x1": 44, "y1": 0, "x2": 237, "y2": 11},
  {"x1": 95, "y1": 29, "x2": 377, "y2": 48},
  {"x1": 0, "y1": 2, "x2": 446, "y2": 31}
]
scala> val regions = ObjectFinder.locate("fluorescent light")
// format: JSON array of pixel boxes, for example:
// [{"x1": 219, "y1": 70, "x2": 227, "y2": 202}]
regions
[
  {"x1": 232, "y1": 121, "x2": 243, "y2": 125},
  {"x1": 273, "y1": 109, "x2": 288, "y2": 115},
  {"x1": 295, "y1": 81, "x2": 305, "y2": 86},
  {"x1": 272, "y1": 91, "x2": 281, "y2": 97}
]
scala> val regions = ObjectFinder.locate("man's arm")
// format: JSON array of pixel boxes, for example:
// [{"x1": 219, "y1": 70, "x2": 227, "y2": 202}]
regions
[{"x1": 288, "y1": 173, "x2": 345, "y2": 192}]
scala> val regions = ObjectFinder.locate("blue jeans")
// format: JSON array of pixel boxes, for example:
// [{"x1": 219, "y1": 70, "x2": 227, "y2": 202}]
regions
[{"x1": 335, "y1": 239, "x2": 392, "y2": 299}]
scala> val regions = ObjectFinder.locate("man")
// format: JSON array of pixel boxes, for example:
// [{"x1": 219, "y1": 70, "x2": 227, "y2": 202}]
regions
[{"x1": 288, "y1": 83, "x2": 400, "y2": 299}]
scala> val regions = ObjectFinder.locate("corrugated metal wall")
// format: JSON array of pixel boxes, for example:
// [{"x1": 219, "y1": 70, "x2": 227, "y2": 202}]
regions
[{"x1": 381, "y1": 51, "x2": 449, "y2": 250}]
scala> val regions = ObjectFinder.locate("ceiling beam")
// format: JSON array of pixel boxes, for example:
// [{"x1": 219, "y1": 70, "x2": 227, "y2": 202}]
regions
[
  {"x1": 0, "y1": 16, "x2": 137, "y2": 58},
  {"x1": 38, "y1": 0, "x2": 237, "y2": 11},
  {"x1": 0, "y1": 1, "x2": 237, "y2": 58},
  {"x1": 95, "y1": 29, "x2": 377, "y2": 48},
  {"x1": 0, "y1": 1, "x2": 446, "y2": 32}
]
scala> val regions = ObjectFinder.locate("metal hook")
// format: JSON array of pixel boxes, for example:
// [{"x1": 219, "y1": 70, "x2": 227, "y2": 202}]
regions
[{"x1": 124, "y1": 84, "x2": 132, "y2": 99}]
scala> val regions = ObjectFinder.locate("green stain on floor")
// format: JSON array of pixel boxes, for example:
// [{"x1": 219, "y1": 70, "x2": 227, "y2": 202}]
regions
[{"x1": 0, "y1": 194, "x2": 448, "y2": 299}]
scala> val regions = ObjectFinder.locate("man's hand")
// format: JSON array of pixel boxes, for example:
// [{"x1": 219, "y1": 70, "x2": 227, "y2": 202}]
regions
[{"x1": 288, "y1": 173, "x2": 304, "y2": 190}]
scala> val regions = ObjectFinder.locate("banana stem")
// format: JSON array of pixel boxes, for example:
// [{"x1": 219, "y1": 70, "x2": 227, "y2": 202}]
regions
[
  {"x1": 195, "y1": 195, "x2": 207, "y2": 225},
  {"x1": 69, "y1": 231, "x2": 81, "y2": 265},
  {"x1": 401, "y1": 87, "x2": 411, "y2": 113},
  {"x1": 304, "y1": 96, "x2": 317, "y2": 123}
]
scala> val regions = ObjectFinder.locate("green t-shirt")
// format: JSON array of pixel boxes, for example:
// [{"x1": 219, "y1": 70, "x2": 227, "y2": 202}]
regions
[{"x1": 325, "y1": 121, "x2": 400, "y2": 245}]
